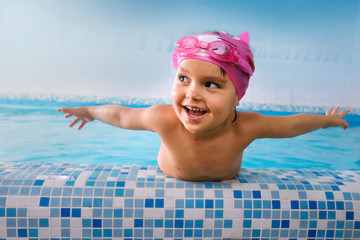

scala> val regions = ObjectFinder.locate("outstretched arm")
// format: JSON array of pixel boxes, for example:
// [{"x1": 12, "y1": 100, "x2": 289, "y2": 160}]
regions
[
  {"x1": 57, "y1": 104, "x2": 171, "y2": 131},
  {"x1": 255, "y1": 106, "x2": 351, "y2": 139}
]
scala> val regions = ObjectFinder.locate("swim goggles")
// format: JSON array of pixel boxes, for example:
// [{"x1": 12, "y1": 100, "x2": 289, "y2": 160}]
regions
[{"x1": 174, "y1": 36, "x2": 253, "y2": 76}]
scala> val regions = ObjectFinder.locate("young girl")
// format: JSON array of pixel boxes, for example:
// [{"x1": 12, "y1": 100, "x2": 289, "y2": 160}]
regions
[{"x1": 58, "y1": 31, "x2": 350, "y2": 181}]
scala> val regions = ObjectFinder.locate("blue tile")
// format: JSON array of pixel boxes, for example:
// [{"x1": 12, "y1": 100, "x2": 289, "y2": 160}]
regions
[
  {"x1": 291, "y1": 200, "x2": 299, "y2": 209},
  {"x1": 243, "y1": 220, "x2": 252, "y2": 228},
  {"x1": 205, "y1": 199, "x2": 214, "y2": 208},
  {"x1": 114, "y1": 209, "x2": 123, "y2": 218},
  {"x1": 309, "y1": 200, "x2": 317, "y2": 209},
  {"x1": 39, "y1": 218, "x2": 49, "y2": 227},
  {"x1": 93, "y1": 198, "x2": 103, "y2": 207},
  {"x1": 0, "y1": 197, "x2": 6, "y2": 207},
  {"x1": 336, "y1": 201, "x2": 344, "y2": 210},
  {"x1": 82, "y1": 219, "x2": 91, "y2": 227},
  {"x1": 185, "y1": 199, "x2": 194, "y2": 208},
  {"x1": 175, "y1": 220, "x2": 184, "y2": 228},
  {"x1": 215, "y1": 209, "x2": 223, "y2": 218},
  {"x1": 7, "y1": 208, "x2": 16, "y2": 217},
  {"x1": 233, "y1": 190, "x2": 242, "y2": 198},
  {"x1": 327, "y1": 201, "x2": 335, "y2": 210},
  {"x1": 346, "y1": 211, "x2": 354, "y2": 220},
  {"x1": 272, "y1": 220, "x2": 280, "y2": 228},
  {"x1": 325, "y1": 192, "x2": 334, "y2": 199},
  {"x1": 33, "y1": 180, "x2": 44, "y2": 186},
  {"x1": 272, "y1": 200, "x2": 281, "y2": 209},
  {"x1": 145, "y1": 199, "x2": 154, "y2": 208},
  {"x1": 134, "y1": 219, "x2": 143, "y2": 227},
  {"x1": 61, "y1": 208, "x2": 70, "y2": 217},
  {"x1": 93, "y1": 219, "x2": 102, "y2": 228},
  {"x1": 18, "y1": 229, "x2": 27, "y2": 238},
  {"x1": 17, "y1": 208, "x2": 27, "y2": 217},
  {"x1": 175, "y1": 210, "x2": 184, "y2": 218},
  {"x1": 28, "y1": 229, "x2": 38, "y2": 237},
  {"x1": 195, "y1": 199, "x2": 204, "y2": 208},
  {"x1": 72, "y1": 208, "x2": 81, "y2": 217}
]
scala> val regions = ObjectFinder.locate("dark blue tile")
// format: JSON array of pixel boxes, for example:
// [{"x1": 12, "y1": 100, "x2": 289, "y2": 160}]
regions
[
  {"x1": 61, "y1": 208, "x2": 70, "y2": 217},
  {"x1": 145, "y1": 199, "x2": 154, "y2": 208},
  {"x1": 18, "y1": 229, "x2": 27, "y2": 238},
  {"x1": 346, "y1": 211, "x2": 354, "y2": 220},
  {"x1": 291, "y1": 200, "x2": 299, "y2": 209},
  {"x1": 309, "y1": 201, "x2": 317, "y2": 209},
  {"x1": 134, "y1": 219, "x2": 143, "y2": 227},
  {"x1": 272, "y1": 200, "x2": 281, "y2": 209},
  {"x1": 93, "y1": 219, "x2": 102, "y2": 228},
  {"x1": 252, "y1": 190, "x2": 261, "y2": 199},
  {"x1": 233, "y1": 190, "x2": 242, "y2": 198}
]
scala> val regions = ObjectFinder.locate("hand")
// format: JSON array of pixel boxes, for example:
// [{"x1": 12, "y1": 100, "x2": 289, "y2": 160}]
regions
[
  {"x1": 325, "y1": 106, "x2": 351, "y2": 130},
  {"x1": 57, "y1": 107, "x2": 95, "y2": 130}
]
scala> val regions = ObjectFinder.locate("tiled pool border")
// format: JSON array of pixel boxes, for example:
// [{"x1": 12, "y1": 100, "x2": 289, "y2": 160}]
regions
[{"x1": 0, "y1": 161, "x2": 359, "y2": 239}]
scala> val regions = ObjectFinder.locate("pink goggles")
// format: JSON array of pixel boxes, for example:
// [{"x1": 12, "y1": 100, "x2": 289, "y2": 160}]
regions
[{"x1": 174, "y1": 36, "x2": 253, "y2": 76}]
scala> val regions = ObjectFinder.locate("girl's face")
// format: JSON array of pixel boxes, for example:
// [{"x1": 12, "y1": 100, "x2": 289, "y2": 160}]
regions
[{"x1": 172, "y1": 59, "x2": 239, "y2": 136}]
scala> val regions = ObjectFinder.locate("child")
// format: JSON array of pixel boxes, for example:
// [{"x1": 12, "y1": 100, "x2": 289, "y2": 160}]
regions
[{"x1": 58, "y1": 31, "x2": 350, "y2": 181}]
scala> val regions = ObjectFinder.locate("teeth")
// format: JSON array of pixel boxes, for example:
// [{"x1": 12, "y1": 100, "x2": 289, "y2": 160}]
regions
[{"x1": 186, "y1": 106, "x2": 205, "y2": 112}]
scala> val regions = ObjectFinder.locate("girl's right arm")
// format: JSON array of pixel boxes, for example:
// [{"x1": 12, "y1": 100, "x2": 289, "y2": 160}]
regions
[{"x1": 58, "y1": 104, "x2": 171, "y2": 131}]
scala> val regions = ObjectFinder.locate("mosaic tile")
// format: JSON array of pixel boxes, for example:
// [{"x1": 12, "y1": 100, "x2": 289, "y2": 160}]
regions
[{"x1": 0, "y1": 161, "x2": 359, "y2": 239}]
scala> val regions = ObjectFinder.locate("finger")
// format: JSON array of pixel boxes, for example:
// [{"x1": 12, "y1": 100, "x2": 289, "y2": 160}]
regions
[
  {"x1": 326, "y1": 109, "x2": 332, "y2": 116},
  {"x1": 69, "y1": 118, "x2": 80, "y2": 128},
  {"x1": 78, "y1": 121, "x2": 87, "y2": 130},
  {"x1": 64, "y1": 113, "x2": 73, "y2": 118},
  {"x1": 340, "y1": 109, "x2": 351, "y2": 117},
  {"x1": 57, "y1": 108, "x2": 63, "y2": 112},
  {"x1": 332, "y1": 106, "x2": 339, "y2": 115},
  {"x1": 343, "y1": 121, "x2": 349, "y2": 130}
]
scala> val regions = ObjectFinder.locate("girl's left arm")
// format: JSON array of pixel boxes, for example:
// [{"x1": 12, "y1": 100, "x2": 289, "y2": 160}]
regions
[{"x1": 255, "y1": 106, "x2": 351, "y2": 139}]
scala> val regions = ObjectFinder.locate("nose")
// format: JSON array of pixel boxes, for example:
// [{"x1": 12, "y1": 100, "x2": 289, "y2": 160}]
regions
[{"x1": 186, "y1": 82, "x2": 202, "y2": 101}]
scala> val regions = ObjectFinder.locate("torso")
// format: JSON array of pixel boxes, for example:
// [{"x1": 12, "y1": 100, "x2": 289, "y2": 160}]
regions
[{"x1": 156, "y1": 109, "x2": 253, "y2": 181}]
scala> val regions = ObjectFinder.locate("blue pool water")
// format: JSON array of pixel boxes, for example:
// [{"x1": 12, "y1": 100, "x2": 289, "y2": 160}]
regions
[{"x1": 1, "y1": 97, "x2": 359, "y2": 170}]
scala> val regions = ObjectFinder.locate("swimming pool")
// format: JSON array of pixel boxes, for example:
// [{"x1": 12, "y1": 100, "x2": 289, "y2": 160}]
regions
[
  {"x1": 1, "y1": 97, "x2": 359, "y2": 170},
  {"x1": 1, "y1": 96, "x2": 360, "y2": 239}
]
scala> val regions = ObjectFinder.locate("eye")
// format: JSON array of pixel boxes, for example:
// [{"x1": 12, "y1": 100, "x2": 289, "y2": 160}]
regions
[
  {"x1": 179, "y1": 75, "x2": 189, "y2": 83},
  {"x1": 205, "y1": 81, "x2": 220, "y2": 89}
]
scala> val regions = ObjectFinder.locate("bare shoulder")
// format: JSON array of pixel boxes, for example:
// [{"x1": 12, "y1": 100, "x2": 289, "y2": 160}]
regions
[
  {"x1": 142, "y1": 104, "x2": 178, "y2": 132},
  {"x1": 235, "y1": 111, "x2": 268, "y2": 136},
  {"x1": 237, "y1": 111, "x2": 265, "y2": 122}
]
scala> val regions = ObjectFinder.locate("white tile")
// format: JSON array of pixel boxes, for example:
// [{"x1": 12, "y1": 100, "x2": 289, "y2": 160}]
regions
[
  {"x1": 123, "y1": 218, "x2": 133, "y2": 228},
  {"x1": 38, "y1": 207, "x2": 50, "y2": 217},
  {"x1": 28, "y1": 208, "x2": 38, "y2": 217},
  {"x1": 50, "y1": 218, "x2": 61, "y2": 228},
  {"x1": 50, "y1": 228, "x2": 61, "y2": 238},
  {"x1": 194, "y1": 209, "x2": 205, "y2": 219},
  {"x1": 174, "y1": 189, "x2": 186, "y2": 198},
  {"x1": 38, "y1": 228, "x2": 50, "y2": 238},
  {"x1": 164, "y1": 189, "x2": 174, "y2": 198},
  {"x1": 82, "y1": 208, "x2": 92, "y2": 218},
  {"x1": 71, "y1": 228, "x2": 82, "y2": 238},
  {"x1": 145, "y1": 188, "x2": 156, "y2": 197},
  {"x1": 184, "y1": 209, "x2": 194, "y2": 218},
  {"x1": 336, "y1": 210, "x2": 346, "y2": 220},
  {"x1": 134, "y1": 188, "x2": 145, "y2": 197},
  {"x1": 317, "y1": 220, "x2": 327, "y2": 229},
  {"x1": 204, "y1": 219, "x2": 213, "y2": 228},
  {"x1": 6, "y1": 196, "x2": 18, "y2": 207},
  {"x1": 71, "y1": 218, "x2": 82, "y2": 228},
  {"x1": 153, "y1": 228, "x2": 164, "y2": 238},
  {"x1": 113, "y1": 197, "x2": 124, "y2": 208}
]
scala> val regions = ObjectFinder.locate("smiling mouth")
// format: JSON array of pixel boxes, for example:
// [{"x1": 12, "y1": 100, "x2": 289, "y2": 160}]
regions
[{"x1": 184, "y1": 106, "x2": 208, "y2": 118}]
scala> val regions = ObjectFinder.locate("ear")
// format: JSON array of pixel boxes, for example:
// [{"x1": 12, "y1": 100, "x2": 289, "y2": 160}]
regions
[{"x1": 237, "y1": 32, "x2": 249, "y2": 45}]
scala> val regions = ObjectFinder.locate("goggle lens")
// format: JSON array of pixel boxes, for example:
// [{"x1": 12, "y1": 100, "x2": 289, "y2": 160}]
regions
[{"x1": 210, "y1": 42, "x2": 231, "y2": 56}]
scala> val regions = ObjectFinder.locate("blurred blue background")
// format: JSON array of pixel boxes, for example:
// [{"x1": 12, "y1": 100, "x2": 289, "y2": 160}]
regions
[{"x1": 1, "y1": 0, "x2": 359, "y2": 108}]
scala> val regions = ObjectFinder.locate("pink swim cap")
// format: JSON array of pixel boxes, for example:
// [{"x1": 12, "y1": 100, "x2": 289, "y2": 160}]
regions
[{"x1": 172, "y1": 31, "x2": 255, "y2": 100}]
